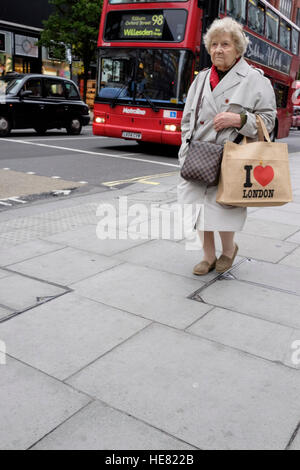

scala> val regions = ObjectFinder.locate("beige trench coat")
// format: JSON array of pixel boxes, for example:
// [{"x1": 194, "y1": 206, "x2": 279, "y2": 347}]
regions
[{"x1": 177, "y1": 57, "x2": 277, "y2": 231}]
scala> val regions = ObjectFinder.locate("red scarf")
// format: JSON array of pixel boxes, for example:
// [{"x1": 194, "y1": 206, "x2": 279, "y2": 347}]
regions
[
  {"x1": 210, "y1": 65, "x2": 220, "y2": 91},
  {"x1": 210, "y1": 58, "x2": 241, "y2": 90}
]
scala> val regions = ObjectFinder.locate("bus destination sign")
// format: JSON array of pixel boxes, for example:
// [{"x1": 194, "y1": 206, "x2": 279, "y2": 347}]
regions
[
  {"x1": 120, "y1": 13, "x2": 165, "y2": 39},
  {"x1": 245, "y1": 32, "x2": 292, "y2": 75}
]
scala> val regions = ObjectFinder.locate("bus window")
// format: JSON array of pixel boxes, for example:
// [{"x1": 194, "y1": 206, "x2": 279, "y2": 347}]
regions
[
  {"x1": 279, "y1": 21, "x2": 291, "y2": 50},
  {"x1": 274, "y1": 82, "x2": 289, "y2": 108},
  {"x1": 136, "y1": 49, "x2": 193, "y2": 104},
  {"x1": 266, "y1": 9, "x2": 279, "y2": 43},
  {"x1": 226, "y1": 0, "x2": 246, "y2": 24},
  {"x1": 98, "y1": 50, "x2": 136, "y2": 99},
  {"x1": 291, "y1": 28, "x2": 299, "y2": 55},
  {"x1": 97, "y1": 48, "x2": 193, "y2": 105},
  {"x1": 219, "y1": 0, "x2": 225, "y2": 14},
  {"x1": 248, "y1": 0, "x2": 265, "y2": 35}
]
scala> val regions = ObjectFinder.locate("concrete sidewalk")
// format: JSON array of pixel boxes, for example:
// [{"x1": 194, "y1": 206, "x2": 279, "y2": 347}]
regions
[{"x1": 1, "y1": 154, "x2": 300, "y2": 450}]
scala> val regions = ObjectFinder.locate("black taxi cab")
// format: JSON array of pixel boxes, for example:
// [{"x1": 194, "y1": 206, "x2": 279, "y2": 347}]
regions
[{"x1": 0, "y1": 73, "x2": 90, "y2": 137}]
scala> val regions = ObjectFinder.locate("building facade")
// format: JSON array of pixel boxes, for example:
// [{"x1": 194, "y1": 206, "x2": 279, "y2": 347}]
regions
[{"x1": 0, "y1": 0, "x2": 70, "y2": 78}]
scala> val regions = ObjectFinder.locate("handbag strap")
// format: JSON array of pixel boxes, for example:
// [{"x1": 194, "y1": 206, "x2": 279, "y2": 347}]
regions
[
  {"x1": 240, "y1": 115, "x2": 271, "y2": 145},
  {"x1": 256, "y1": 115, "x2": 271, "y2": 142},
  {"x1": 186, "y1": 69, "x2": 210, "y2": 144}
]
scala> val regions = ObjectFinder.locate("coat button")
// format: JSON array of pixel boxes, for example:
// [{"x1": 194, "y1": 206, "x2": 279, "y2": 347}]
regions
[
  {"x1": 225, "y1": 99, "x2": 229, "y2": 104},
  {"x1": 200, "y1": 121, "x2": 204, "y2": 124}
]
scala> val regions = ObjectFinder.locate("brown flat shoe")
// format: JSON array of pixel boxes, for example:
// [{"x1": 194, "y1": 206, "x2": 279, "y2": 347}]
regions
[
  {"x1": 193, "y1": 258, "x2": 217, "y2": 276},
  {"x1": 216, "y1": 244, "x2": 239, "y2": 273}
]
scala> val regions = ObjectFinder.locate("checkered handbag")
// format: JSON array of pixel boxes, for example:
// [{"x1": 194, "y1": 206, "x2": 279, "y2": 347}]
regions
[
  {"x1": 180, "y1": 69, "x2": 224, "y2": 186},
  {"x1": 180, "y1": 140, "x2": 224, "y2": 186}
]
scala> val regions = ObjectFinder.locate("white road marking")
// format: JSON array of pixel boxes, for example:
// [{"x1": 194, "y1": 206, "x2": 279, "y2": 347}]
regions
[
  {"x1": 26, "y1": 171, "x2": 36, "y2": 175},
  {"x1": 2, "y1": 168, "x2": 10, "y2": 170},
  {"x1": 0, "y1": 138, "x2": 180, "y2": 168},
  {"x1": 7, "y1": 197, "x2": 27, "y2": 204},
  {"x1": 24, "y1": 136, "x2": 109, "y2": 142},
  {"x1": 79, "y1": 181, "x2": 88, "y2": 184},
  {"x1": 0, "y1": 201, "x2": 12, "y2": 206},
  {"x1": 51, "y1": 176, "x2": 61, "y2": 179}
]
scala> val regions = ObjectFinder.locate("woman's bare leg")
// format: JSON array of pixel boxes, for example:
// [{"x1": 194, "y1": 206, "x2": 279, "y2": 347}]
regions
[
  {"x1": 219, "y1": 231, "x2": 236, "y2": 257},
  {"x1": 197, "y1": 230, "x2": 216, "y2": 264}
]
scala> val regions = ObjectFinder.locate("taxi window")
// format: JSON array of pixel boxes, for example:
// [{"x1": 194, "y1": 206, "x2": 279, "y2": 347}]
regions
[
  {"x1": 23, "y1": 78, "x2": 43, "y2": 97},
  {"x1": 44, "y1": 79, "x2": 65, "y2": 98},
  {"x1": 65, "y1": 82, "x2": 80, "y2": 99}
]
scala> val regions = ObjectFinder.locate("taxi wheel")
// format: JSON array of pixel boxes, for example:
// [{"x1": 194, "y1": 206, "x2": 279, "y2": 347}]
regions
[
  {"x1": 66, "y1": 118, "x2": 82, "y2": 135},
  {"x1": 0, "y1": 116, "x2": 11, "y2": 137},
  {"x1": 34, "y1": 127, "x2": 47, "y2": 136}
]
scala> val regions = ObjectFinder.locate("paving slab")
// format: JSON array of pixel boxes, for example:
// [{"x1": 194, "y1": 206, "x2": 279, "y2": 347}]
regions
[
  {"x1": 0, "y1": 273, "x2": 66, "y2": 312},
  {"x1": 275, "y1": 202, "x2": 300, "y2": 214},
  {"x1": 249, "y1": 208, "x2": 300, "y2": 226},
  {"x1": 9, "y1": 247, "x2": 121, "y2": 286},
  {"x1": 114, "y1": 239, "x2": 221, "y2": 281},
  {"x1": 0, "y1": 305, "x2": 14, "y2": 321},
  {"x1": 243, "y1": 218, "x2": 298, "y2": 241},
  {"x1": 73, "y1": 263, "x2": 211, "y2": 329},
  {"x1": 200, "y1": 279, "x2": 300, "y2": 329},
  {"x1": 31, "y1": 401, "x2": 196, "y2": 450},
  {"x1": 285, "y1": 230, "x2": 300, "y2": 243},
  {"x1": 279, "y1": 247, "x2": 300, "y2": 269},
  {"x1": 0, "y1": 356, "x2": 90, "y2": 450},
  {"x1": 0, "y1": 293, "x2": 150, "y2": 380},
  {"x1": 231, "y1": 259, "x2": 300, "y2": 294},
  {"x1": 67, "y1": 323, "x2": 300, "y2": 450},
  {"x1": 214, "y1": 232, "x2": 297, "y2": 263},
  {"x1": 28, "y1": 202, "x2": 99, "y2": 222},
  {"x1": 0, "y1": 269, "x2": 12, "y2": 279},
  {"x1": 42, "y1": 225, "x2": 150, "y2": 257},
  {"x1": 0, "y1": 215, "x2": 44, "y2": 234},
  {"x1": 289, "y1": 428, "x2": 300, "y2": 450},
  {"x1": 127, "y1": 192, "x2": 177, "y2": 203},
  {"x1": 187, "y1": 307, "x2": 296, "y2": 364},
  {"x1": 0, "y1": 240, "x2": 64, "y2": 266}
]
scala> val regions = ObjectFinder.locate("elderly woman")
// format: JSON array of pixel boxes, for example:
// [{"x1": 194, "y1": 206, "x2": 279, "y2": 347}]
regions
[{"x1": 177, "y1": 17, "x2": 277, "y2": 275}]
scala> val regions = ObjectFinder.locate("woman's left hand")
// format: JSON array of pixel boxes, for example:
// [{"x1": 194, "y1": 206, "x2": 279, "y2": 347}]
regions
[{"x1": 213, "y1": 112, "x2": 242, "y2": 132}]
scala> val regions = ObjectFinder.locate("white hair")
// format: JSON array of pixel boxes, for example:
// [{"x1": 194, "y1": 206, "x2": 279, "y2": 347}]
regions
[{"x1": 204, "y1": 17, "x2": 250, "y2": 57}]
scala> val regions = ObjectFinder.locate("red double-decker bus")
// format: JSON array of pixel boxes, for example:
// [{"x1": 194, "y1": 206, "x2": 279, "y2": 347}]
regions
[{"x1": 93, "y1": 0, "x2": 300, "y2": 145}]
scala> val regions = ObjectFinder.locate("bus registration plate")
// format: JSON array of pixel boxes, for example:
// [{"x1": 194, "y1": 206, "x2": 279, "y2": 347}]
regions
[{"x1": 122, "y1": 131, "x2": 142, "y2": 139}]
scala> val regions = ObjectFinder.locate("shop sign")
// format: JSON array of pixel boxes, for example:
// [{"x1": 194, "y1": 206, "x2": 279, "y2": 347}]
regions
[{"x1": 15, "y1": 34, "x2": 38, "y2": 58}]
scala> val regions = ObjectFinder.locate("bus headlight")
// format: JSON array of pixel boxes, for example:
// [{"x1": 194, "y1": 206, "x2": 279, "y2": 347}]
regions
[
  {"x1": 164, "y1": 124, "x2": 178, "y2": 132},
  {"x1": 95, "y1": 117, "x2": 105, "y2": 124}
]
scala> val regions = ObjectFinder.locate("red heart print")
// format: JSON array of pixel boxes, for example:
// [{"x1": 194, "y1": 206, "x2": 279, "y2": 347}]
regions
[{"x1": 253, "y1": 165, "x2": 274, "y2": 187}]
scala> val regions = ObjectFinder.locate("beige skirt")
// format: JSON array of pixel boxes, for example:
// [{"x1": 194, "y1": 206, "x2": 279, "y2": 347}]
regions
[{"x1": 177, "y1": 175, "x2": 247, "y2": 232}]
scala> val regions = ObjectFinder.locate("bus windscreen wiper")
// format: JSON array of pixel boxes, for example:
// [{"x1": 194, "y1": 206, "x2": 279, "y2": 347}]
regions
[
  {"x1": 140, "y1": 92, "x2": 159, "y2": 113},
  {"x1": 110, "y1": 83, "x2": 129, "y2": 108}
]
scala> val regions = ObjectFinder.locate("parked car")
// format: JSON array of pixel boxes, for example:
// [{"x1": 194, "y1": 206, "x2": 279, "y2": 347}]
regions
[
  {"x1": 292, "y1": 106, "x2": 300, "y2": 130},
  {"x1": 0, "y1": 73, "x2": 90, "y2": 137}
]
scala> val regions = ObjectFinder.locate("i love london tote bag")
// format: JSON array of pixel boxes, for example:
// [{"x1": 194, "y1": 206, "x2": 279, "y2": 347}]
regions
[{"x1": 216, "y1": 115, "x2": 293, "y2": 207}]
